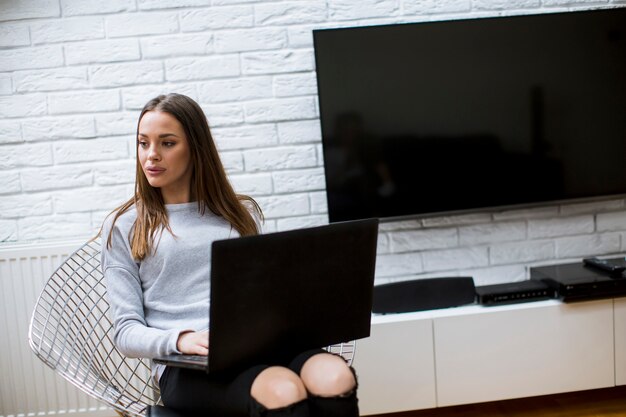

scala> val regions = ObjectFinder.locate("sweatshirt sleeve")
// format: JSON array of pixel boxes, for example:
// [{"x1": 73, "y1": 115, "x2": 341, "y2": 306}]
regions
[{"x1": 101, "y1": 216, "x2": 185, "y2": 359}]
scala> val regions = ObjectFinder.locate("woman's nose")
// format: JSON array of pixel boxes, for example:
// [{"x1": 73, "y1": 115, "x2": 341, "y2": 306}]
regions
[{"x1": 148, "y1": 145, "x2": 160, "y2": 161}]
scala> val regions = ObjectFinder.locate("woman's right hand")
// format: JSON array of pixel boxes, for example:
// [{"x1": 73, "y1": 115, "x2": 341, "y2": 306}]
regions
[{"x1": 176, "y1": 330, "x2": 209, "y2": 355}]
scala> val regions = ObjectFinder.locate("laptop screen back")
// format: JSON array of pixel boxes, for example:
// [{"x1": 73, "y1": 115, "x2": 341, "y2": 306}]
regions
[{"x1": 208, "y1": 218, "x2": 379, "y2": 375}]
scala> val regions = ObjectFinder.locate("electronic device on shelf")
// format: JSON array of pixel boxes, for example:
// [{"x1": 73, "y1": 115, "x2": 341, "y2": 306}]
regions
[
  {"x1": 530, "y1": 260, "x2": 626, "y2": 301},
  {"x1": 372, "y1": 277, "x2": 476, "y2": 314},
  {"x1": 475, "y1": 280, "x2": 556, "y2": 306},
  {"x1": 313, "y1": 7, "x2": 626, "y2": 223},
  {"x1": 583, "y1": 257, "x2": 626, "y2": 274}
]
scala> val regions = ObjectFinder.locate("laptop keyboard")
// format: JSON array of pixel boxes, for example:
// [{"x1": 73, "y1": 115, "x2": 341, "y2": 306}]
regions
[{"x1": 178, "y1": 355, "x2": 207, "y2": 363}]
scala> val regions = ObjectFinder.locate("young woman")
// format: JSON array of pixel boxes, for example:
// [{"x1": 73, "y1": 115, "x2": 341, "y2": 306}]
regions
[{"x1": 101, "y1": 93, "x2": 359, "y2": 417}]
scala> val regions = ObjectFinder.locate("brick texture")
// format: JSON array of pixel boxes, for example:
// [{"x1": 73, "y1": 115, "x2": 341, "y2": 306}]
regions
[{"x1": 0, "y1": 0, "x2": 624, "y2": 289}]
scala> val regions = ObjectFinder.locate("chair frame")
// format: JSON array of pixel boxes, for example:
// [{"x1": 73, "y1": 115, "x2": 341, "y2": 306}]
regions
[{"x1": 28, "y1": 239, "x2": 355, "y2": 417}]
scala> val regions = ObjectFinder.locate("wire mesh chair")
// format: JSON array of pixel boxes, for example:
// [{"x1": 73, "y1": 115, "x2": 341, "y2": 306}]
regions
[
  {"x1": 29, "y1": 239, "x2": 158, "y2": 416},
  {"x1": 28, "y1": 239, "x2": 356, "y2": 417}
]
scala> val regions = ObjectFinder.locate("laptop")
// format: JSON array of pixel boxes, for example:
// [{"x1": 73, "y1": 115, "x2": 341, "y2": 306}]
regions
[{"x1": 154, "y1": 218, "x2": 379, "y2": 375}]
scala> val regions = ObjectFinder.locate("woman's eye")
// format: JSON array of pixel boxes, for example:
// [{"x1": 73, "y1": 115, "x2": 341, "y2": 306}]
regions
[
  {"x1": 138, "y1": 141, "x2": 148, "y2": 148},
  {"x1": 163, "y1": 141, "x2": 175, "y2": 147}
]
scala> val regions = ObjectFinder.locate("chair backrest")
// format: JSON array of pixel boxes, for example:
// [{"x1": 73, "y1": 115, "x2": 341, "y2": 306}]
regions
[
  {"x1": 28, "y1": 239, "x2": 158, "y2": 417},
  {"x1": 28, "y1": 239, "x2": 356, "y2": 417}
]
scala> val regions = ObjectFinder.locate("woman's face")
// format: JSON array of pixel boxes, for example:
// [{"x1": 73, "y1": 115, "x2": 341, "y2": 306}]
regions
[{"x1": 138, "y1": 110, "x2": 193, "y2": 204}]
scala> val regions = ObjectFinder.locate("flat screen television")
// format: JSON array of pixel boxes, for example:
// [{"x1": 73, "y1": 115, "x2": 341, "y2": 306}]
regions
[{"x1": 313, "y1": 8, "x2": 626, "y2": 223}]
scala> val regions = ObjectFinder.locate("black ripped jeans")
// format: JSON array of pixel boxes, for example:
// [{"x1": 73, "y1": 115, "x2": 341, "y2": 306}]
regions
[{"x1": 158, "y1": 349, "x2": 359, "y2": 417}]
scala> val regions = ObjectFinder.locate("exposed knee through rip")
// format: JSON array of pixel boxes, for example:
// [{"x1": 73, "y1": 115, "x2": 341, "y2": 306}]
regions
[
  {"x1": 251, "y1": 367, "x2": 307, "y2": 409},
  {"x1": 300, "y1": 353, "x2": 357, "y2": 397}
]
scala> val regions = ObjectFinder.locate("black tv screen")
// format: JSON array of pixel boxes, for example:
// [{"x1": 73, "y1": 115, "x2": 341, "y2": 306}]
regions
[{"x1": 313, "y1": 8, "x2": 626, "y2": 223}]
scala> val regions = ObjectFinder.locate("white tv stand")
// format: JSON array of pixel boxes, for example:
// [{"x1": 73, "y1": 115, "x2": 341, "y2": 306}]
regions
[{"x1": 353, "y1": 297, "x2": 626, "y2": 415}]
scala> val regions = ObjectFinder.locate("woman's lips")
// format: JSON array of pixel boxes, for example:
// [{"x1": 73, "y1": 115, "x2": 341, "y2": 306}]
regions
[{"x1": 146, "y1": 167, "x2": 165, "y2": 175}]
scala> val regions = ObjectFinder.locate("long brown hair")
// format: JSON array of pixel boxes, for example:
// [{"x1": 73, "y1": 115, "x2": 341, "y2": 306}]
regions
[{"x1": 105, "y1": 93, "x2": 262, "y2": 260}]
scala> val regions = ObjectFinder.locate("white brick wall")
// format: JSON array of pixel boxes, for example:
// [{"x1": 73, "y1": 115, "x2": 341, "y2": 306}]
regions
[{"x1": 1, "y1": 0, "x2": 625, "y2": 287}]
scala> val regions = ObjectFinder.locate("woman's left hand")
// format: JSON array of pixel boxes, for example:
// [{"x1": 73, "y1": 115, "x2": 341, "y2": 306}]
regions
[{"x1": 177, "y1": 330, "x2": 209, "y2": 355}]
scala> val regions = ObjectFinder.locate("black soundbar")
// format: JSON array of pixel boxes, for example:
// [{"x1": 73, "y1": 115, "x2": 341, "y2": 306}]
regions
[{"x1": 372, "y1": 277, "x2": 476, "y2": 314}]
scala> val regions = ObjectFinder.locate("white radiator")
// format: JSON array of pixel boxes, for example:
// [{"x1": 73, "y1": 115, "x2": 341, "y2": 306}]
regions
[{"x1": 0, "y1": 241, "x2": 114, "y2": 417}]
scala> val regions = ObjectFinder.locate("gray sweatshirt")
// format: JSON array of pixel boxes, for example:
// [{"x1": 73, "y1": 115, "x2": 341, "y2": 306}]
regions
[{"x1": 101, "y1": 202, "x2": 237, "y2": 363}]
